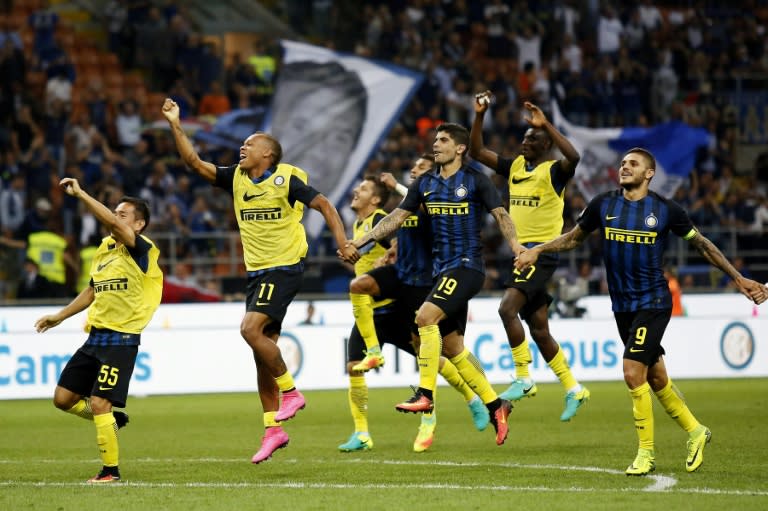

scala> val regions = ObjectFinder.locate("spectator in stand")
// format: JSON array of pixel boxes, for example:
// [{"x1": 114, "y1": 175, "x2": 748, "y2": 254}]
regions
[
  {"x1": 17, "y1": 257, "x2": 51, "y2": 299},
  {"x1": 0, "y1": 172, "x2": 25, "y2": 233},
  {"x1": 198, "y1": 81, "x2": 231, "y2": 116},
  {"x1": 115, "y1": 100, "x2": 142, "y2": 151},
  {"x1": 28, "y1": 0, "x2": 59, "y2": 57},
  {"x1": 664, "y1": 266, "x2": 685, "y2": 317}
]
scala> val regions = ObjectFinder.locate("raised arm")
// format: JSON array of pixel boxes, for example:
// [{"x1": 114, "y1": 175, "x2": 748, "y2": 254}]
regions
[
  {"x1": 60, "y1": 177, "x2": 137, "y2": 248},
  {"x1": 309, "y1": 193, "x2": 360, "y2": 263},
  {"x1": 162, "y1": 98, "x2": 217, "y2": 183},
  {"x1": 688, "y1": 232, "x2": 768, "y2": 304},
  {"x1": 469, "y1": 91, "x2": 499, "y2": 169},
  {"x1": 515, "y1": 224, "x2": 590, "y2": 271},
  {"x1": 523, "y1": 101, "x2": 580, "y2": 174}
]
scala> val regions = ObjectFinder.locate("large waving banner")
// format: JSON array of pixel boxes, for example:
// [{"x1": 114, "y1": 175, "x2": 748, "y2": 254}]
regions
[
  {"x1": 263, "y1": 40, "x2": 424, "y2": 238},
  {"x1": 551, "y1": 102, "x2": 710, "y2": 200}
]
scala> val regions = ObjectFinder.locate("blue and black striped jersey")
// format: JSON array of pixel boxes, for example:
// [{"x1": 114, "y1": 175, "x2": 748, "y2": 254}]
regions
[
  {"x1": 395, "y1": 210, "x2": 433, "y2": 287},
  {"x1": 400, "y1": 166, "x2": 503, "y2": 276},
  {"x1": 578, "y1": 189, "x2": 697, "y2": 312}
]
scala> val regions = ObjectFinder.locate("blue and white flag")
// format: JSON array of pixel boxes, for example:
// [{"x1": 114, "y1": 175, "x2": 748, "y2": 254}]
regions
[
  {"x1": 264, "y1": 40, "x2": 423, "y2": 239},
  {"x1": 551, "y1": 102, "x2": 710, "y2": 200}
]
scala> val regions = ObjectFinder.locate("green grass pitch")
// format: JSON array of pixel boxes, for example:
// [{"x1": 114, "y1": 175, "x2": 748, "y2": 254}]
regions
[{"x1": 2, "y1": 379, "x2": 767, "y2": 510}]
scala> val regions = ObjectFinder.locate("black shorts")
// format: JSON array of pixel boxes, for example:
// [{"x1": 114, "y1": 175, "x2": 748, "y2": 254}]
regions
[
  {"x1": 425, "y1": 267, "x2": 484, "y2": 336},
  {"x1": 246, "y1": 269, "x2": 303, "y2": 331},
  {"x1": 614, "y1": 309, "x2": 670, "y2": 366},
  {"x1": 58, "y1": 344, "x2": 138, "y2": 408},
  {"x1": 503, "y1": 252, "x2": 556, "y2": 320},
  {"x1": 347, "y1": 306, "x2": 415, "y2": 362},
  {"x1": 368, "y1": 265, "x2": 443, "y2": 336}
]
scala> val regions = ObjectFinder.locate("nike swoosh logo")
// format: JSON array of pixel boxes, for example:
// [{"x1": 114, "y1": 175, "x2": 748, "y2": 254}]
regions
[
  {"x1": 629, "y1": 348, "x2": 644, "y2": 353},
  {"x1": 243, "y1": 191, "x2": 267, "y2": 201},
  {"x1": 424, "y1": 191, "x2": 435, "y2": 197},
  {"x1": 606, "y1": 216, "x2": 619, "y2": 220},
  {"x1": 256, "y1": 301, "x2": 270, "y2": 306},
  {"x1": 98, "y1": 386, "x2": 114, "y2": 391},
  {"x1": 96, "y1": 259, "x2": 116, "y2": 271},
  {"x1": 512, "y1": 176, "x2": 533, "y2": 184},
  {"x1": 514, "y1": 277, "x2": 528, "y2": 282},
  {"x1": 432, "y1": 294, "x2": 447, "y2": 300}
]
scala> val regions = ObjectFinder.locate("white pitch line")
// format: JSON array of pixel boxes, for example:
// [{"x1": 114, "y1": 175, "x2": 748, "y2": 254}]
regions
[
  {"x1": 1, "y1": 480, "x2": 767, "y2": 496},
  {"x1": 4, "y1": 456, "x2": 766, "y2": 495}
]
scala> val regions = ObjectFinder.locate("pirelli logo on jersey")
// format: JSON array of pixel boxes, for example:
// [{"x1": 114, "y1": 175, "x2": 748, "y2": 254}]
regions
[
  {"x1": 426, "y1": 202, "x2": 469, "y2": 215},
  {"x1": 403, "y1": 215, "x2": 419, "y2": 228},
  {"x1": 509, "y1": 194, "x2": 541, "y2": 207},
  {"x1": 605, "y1": 227, "x2": 658, "y2": 244},
  {"x1": 240, "y1": 207, "x2": 281, "y2": 221},
  {"x1": 93, "y1": 278, "x2": 128, "y2": 293}
]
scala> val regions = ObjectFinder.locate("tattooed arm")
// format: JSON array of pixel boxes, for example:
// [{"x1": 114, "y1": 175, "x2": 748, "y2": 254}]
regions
[
  {"x1": 689, "y1": 233, "x2": 768, "y2": 304},
  {"x1": 514, "y1": 225, "x2": 590, "y2": 271},
  {"x1": 490, "y1": 207, "x2": 524, "y2": 256},
  {"x1": 351, "y1": 208, "x2": 410, "y2": 250}
]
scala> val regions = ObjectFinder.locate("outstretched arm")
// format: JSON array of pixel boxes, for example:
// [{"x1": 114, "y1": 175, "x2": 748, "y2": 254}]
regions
[
  {"x1": 352, "y1": 208, "x2": 410, "y2": 250},
  {"x1": 35, "y1": 286, "x2": 95, "y2": 333},
  {"x1": 689, "y1": 233, "x2": 768, "y2": 304},
  {"x1": 162, "y1": 98, "x2": 217, "y2": 183},
  {"x1": 309, "y1": 194, "x2": 360, "y2": 263},
  {"x1": 515, "y1": 225, "x2": 589, "y2": 271}
]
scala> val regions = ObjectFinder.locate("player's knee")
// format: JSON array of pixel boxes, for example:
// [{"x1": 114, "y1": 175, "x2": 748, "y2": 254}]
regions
[
  {"x1": 350, "y1": 275, "x2": 377, "y2": 295},
  {"x1": 53, "y1": 395, "x2": 71, "y2": 411},
  {"x1": 414, "y1": 311, "x2": 434, "y2": 329}
]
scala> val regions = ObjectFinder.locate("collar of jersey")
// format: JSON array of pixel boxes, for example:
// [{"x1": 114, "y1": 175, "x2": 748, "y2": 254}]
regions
[{"x1": 251, "y1": 167, "x2": 275, "y2": 185}]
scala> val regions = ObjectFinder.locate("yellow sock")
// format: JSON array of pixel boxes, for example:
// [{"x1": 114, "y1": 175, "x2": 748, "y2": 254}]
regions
[
  {"x1": 275, "y1": 371, "x2": 296, "y2": 392},
  {"x1": 417, "y1": 325, "x2": 442, "y2": 393},
  {"x1": 450, "y1": 348, "x2": 497, "y2": 404},
  {"x1": 66, "y1": 398, "x2": 93, "y2": 421},
  {"x1": 654, "y1": 380, "x2": 700, "y2": 433},
  {"x1": 93, "y1": 412, "x2": 119, "y2": 467},
  {"x1": 264, "y1": 411, "x2": 280, "y2": 428},
  {"x1": 511, "y1": 339, "x2": 532, "y2": 380},
  {"x1": 351, "y1": 293, "x2": 380, "y2": 351},
  {"x1": 548, "y1": 346, "x2": 579, "y2": 392},
  {"x1": 629, "y1": 383, "x2": 654, "y2": 451},
  {"x1": 439, "y1": 358, "x2": 475, "y2": 402},
  {"x1": 348, "y1": 375, "x2": 369, "y2": 432}
]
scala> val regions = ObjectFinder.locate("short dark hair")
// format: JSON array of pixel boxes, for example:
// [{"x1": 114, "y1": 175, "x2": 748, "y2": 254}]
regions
[
  {"x1": 120, "y1": 196, "x2": 151, "y2": 233},
  {"x1": 363, "y1": 175, "x2": 390, "y2": 206},
  {"x1": 435, "y1": 123, "x2": 470, "y2": 158},
  {"x1": 625, "y1": 147, "x2": 656, "y2": 170},
  {"x1": 260, "y1": 132, "x2": 283, "y2": 166},
  {"x1": 420, "y1": 153, "x2": 435, "y2": 163}
]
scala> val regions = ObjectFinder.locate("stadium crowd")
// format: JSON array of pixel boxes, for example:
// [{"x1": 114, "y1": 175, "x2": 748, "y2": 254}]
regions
[{"x1": 1, "y1": 0, "x2": 767, "y2": 302}]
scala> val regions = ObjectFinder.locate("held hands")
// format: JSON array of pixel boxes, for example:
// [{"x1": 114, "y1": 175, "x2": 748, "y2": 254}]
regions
[
  {"x1": 736, "y1": 278, "x2": 768, "y2": 305},
  {"x1": 337, "y1": 242, "x2": 360, "y2": 263},
  {"x1": 514, "y1": 247, "x2": 540, "y2": 272},
  {"x1": 59, "y1": 177, "x2": 82, "y2": 197},
  {"x1": 523, "y1": 101, "x2": 548, "y2": 128},
  {"x1": 34, "y1": 315, "x2": 62, "y2": 333},
  {"x1": 161, "y1": 98, "x2": 180, "y2": 123}
]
